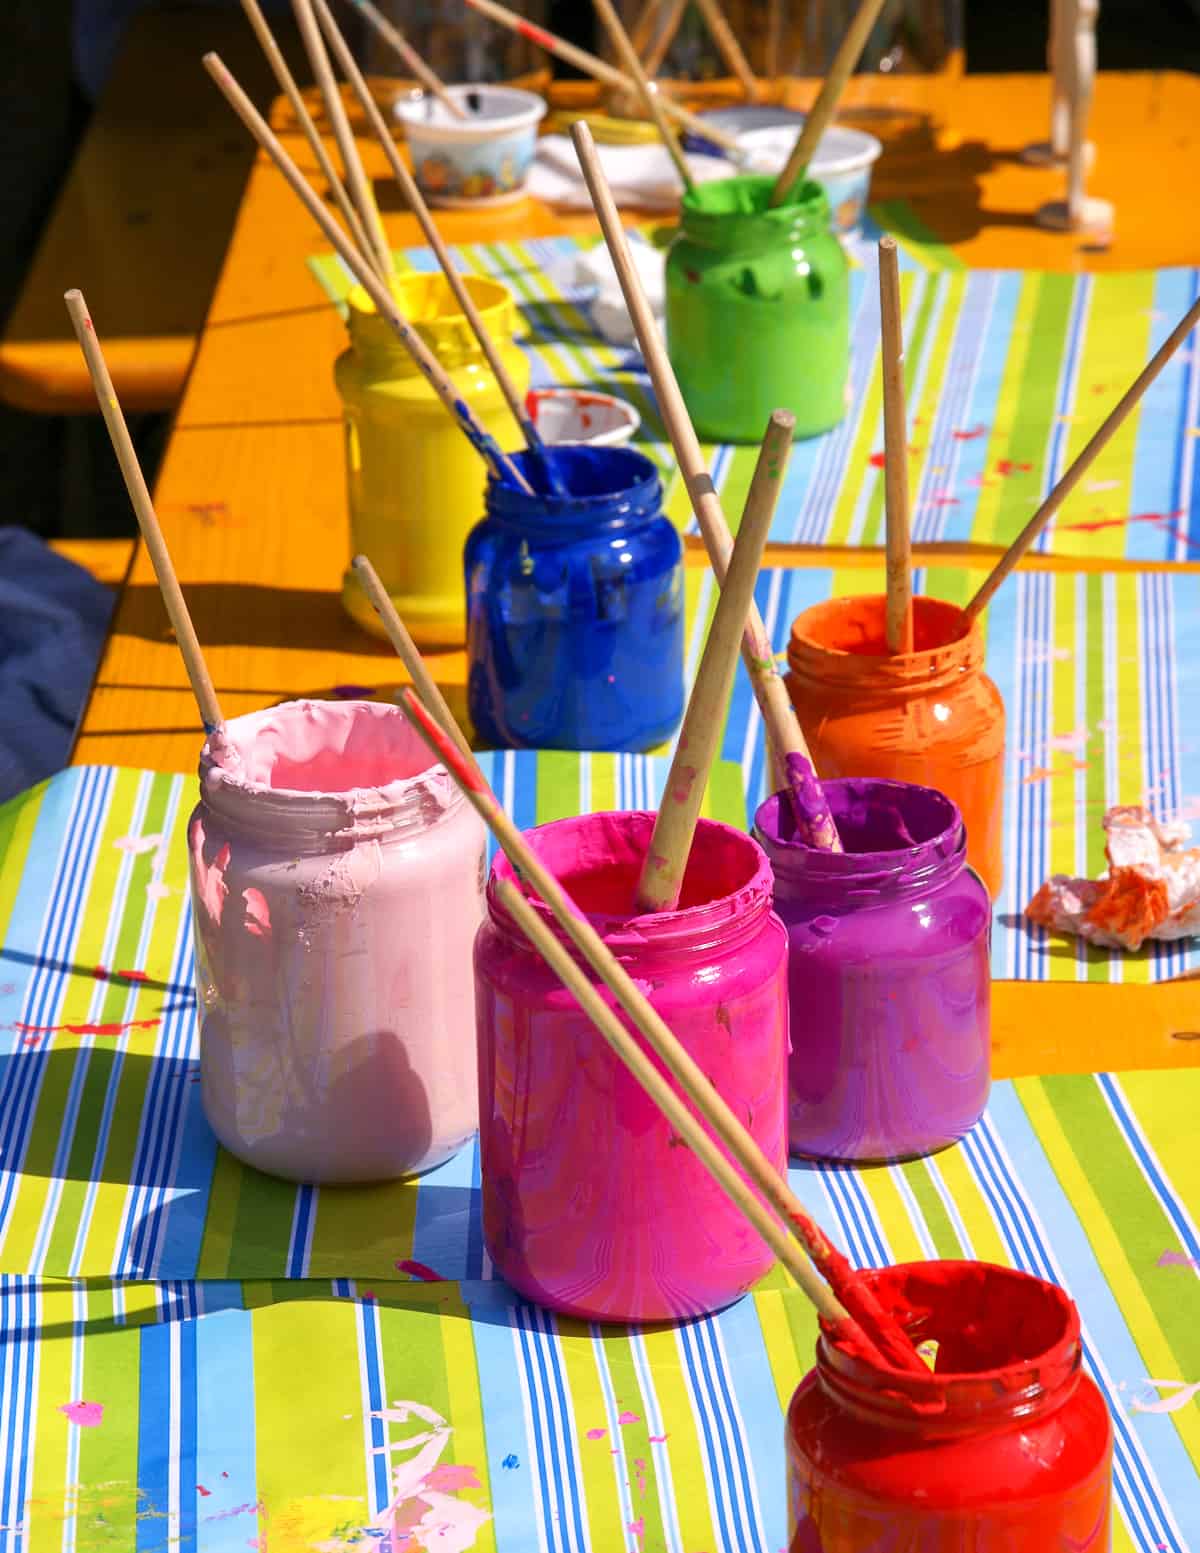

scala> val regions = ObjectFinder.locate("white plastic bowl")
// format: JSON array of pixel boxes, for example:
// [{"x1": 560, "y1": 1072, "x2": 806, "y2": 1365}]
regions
[
  {"x1": 738, "y1": 123, "x2": 882, "y2": 236},
  {"x1": 526, "y1": 387, "x2": 640, "y2": 447},
  {"x1": 395, "y1": 84, "x2": 547, "y2": 208}
]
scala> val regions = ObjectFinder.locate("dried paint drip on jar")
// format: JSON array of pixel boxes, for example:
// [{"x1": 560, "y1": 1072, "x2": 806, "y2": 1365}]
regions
[
  {"x1": 464, "y1": 445, "x2": 685, "y2": 751},
  {"x1": 473, "y1": 811, "x2": 788, "y2": 1322},
  {"x1": 785, "y1": 594, "x2": 1006, "y2": 898},
  {"x1": 337, "y1": 272, "x2": 530, "y2": 647},
  {"x1": 665, "y1": 175, "x2": 850, "y2": 444},
  {"x1": 787, "y1": 1261, "x2": 1112, "y2": 1549},
  {"x1": 755, "y1": 777, "x2": 990, "y2": 1163},
  {"x1": 188, "y1": 699, "x2": 486, "y2": 1184}
]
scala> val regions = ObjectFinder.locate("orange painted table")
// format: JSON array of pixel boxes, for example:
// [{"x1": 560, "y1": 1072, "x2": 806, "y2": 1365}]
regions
[{"x1": 68, "y1": 69, "x2": 1200, "y2": 1073}]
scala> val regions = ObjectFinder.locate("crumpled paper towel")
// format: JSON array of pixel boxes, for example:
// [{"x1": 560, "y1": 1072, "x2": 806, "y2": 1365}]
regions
[
  {"x1": 546, "y1": 228, "x2": 666, "y2": 347},
  {"x1": 1026, "y1": 805, "x2": 1200, "y2": 950},
  {"x1": 527, "y1": 134, "x2": 730, "y2": 213}
]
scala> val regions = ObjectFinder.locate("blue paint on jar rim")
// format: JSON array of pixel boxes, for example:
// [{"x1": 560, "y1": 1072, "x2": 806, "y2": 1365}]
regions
[{"x1": 485, "y1": 444, "x2": 663, "y2": 535}]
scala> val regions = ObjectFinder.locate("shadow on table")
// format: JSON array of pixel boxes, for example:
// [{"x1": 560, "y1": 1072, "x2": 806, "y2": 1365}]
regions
[{"x1": 112, "y1": 581, "x2": 393, "y2": 653}]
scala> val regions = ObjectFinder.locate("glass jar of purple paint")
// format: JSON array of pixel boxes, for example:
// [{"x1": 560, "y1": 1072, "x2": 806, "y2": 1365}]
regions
[
  {"x1": 753, "y1": 777, "x2": 990, "y2": 1163},
  {"x1": 473, "y1": 810, "x2": 789, "y2": 1322}
]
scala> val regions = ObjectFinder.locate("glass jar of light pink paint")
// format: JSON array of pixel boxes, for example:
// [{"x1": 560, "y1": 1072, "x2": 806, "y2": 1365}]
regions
[
  {"x1": 474, "y1": 810, "x2": 789, "y2": 1323},
  {"x1": 188, "y1": 699, "x2": 486, "y2": 1184}
]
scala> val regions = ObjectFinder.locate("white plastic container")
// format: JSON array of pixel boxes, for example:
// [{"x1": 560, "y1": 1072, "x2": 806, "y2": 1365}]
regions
[
  {"x1": 527, "y1": 386, "x2": 640, "y2": 447},
  {"x1": 188, "y1": 699, "x2": 485, "y2": 1184},
  {"x1": 395, "y1": 84, "x2": 547, "y2": 208},
  {"x1": 739, "y1": 123, "x2": 883, "y2": 237}
]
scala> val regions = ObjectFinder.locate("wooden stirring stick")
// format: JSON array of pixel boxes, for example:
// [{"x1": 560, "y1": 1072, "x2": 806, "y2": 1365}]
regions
[
  {"x1": 65, "y1": 290, "x2": 223, "y2": 738},
  {"x1": 292, "y1": 0, "x2": 394, "y2": 278},
  {"x1": 399, "y1": 685, "x2": 925, "y2": 1373},
  {"x1": 966, "y1": 289, "x2": 1200, "y2": 620},
  {"x1": 878, "y1": 238, "x2": 913, "y2": 654},
  {"x1": 571, "y1": 121, "x2": 842, "y2": 852},
  {"x1": 461, "y1": 0, "x2": 744, "y2": 158},
  {"x1": 238, "y1": 0, "x2": 375, "y2": 262},
  {"x1": 593, "y1": 0, "x2": 693, "y2": 194},
  {"x1": 636, "y1": 411, "x2": 792, "y2": 913},
  {"x1": 340, "y1": 0, "x2": 466, "y2": 120},
  {"x1": 693, "y1": 0, "x2": 760, "y2": 100},
  {"x1": 498, "y1": 879, "x2": 863, "y2": 1336},
  {"x1": 769, "y1": 0, "x2": 889, "y2": 206},
  {"x1": 313, "y1": 0, "x2": 565, "y2": 495},
  {"x1": 351, "y1": 554, "x2": 473, "y2": 761},
  {"x1": 205, "y1": 51, "x2": 534, "y2": 495}
]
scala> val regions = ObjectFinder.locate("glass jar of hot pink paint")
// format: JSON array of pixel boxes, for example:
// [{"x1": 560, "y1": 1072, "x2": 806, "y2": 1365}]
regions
[
  {"x1": 754, "y1": 777, "x2": 990, "y2": 1162},
  {"x1": 473, "y1": 810, "x2": 789, "y2": 1323},
  {"x1": 188, "y1": 699, "x2": 486, "y2": 1184},
  {"x1": 786, "y1": 1261, "x2": 1113, "y2": 1550}
]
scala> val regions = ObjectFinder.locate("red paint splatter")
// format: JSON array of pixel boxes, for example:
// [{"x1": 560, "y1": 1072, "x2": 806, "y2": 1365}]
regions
[
  {"x1": 950, "y1": 425, "x2": 987, "y2": 440},
  {"x1": 117, "y1": 969, "x2": 148, "y2": 982},
  {"x1": 197, "y1": 1485, "x2": 212, "y2": 1497},
  {"x1": 360, "y1": 1290, "x2": 376, "y2": 1301},
  {"x1": 995, "y1": 459, "x2": 1033, "y2": 477},
  {"x1": 927, "y1": 496, "x2": 960, "y2": 507},
  {"x1": 684, "y1": 269, "x2": 701, "y2": 285},
  {"x1": 868, "y1": 451, "x2": 886, "y2": 469},
  {"x1": 15, "y1": 1018, "x2": 160, "y2": 1038},
  {"x1": 395, "y1": 1258, "x2": 444, "y2": 1282},
  {"x1": 93, "y1": 965, "x2": 110, "y2": 980}
]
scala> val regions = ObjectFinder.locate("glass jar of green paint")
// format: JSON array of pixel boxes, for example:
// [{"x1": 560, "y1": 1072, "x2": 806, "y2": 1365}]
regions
[{"x1": 665, "y1": 175, "x2": 850, "y2": 443}]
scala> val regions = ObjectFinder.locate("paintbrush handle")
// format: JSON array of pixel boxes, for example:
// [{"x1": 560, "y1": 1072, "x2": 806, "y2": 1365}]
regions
[
  {"x1": 571, "y1": 121, "x2": 842, "y2": 853},
  {"x1": 769, "y1": 0, "x2": 890, "y2": 206},
  {"x1": 966, "y1": 288, "x2": 1200, "y2": 620},
  {"x1": 204, "y1": 51, "x2": 533, "y2": 494},
  {"x1": 497, "y1": 879, "x2": 857, "y2": 1331},
  {"x1": 342, "y1": 0, "x2": 467, "y2": 119},
  {"x1": 635, "y1": 410, "x2": 792, "y2": 913},
  {"x1": 238, "y1": 0, "x2": 375, "y2": 261},
  {"x1": 462, "y1": 0, "x2": 745, "y2": 157},
  {"x1": 593, "y1": 0, "x2": 694, "y2": 194},
  {"x1": 312, "y1": 0, "x2": 540, "y2": 457},
  {"x1": 878, "y1": 238, "x2": 913, "y2": 655},
  {"x1": 352, "y1": 555, "x2": 474, "y2": 760},
  {"x1": 65, "y1": 291, "x2": 223, "y2": 736},
  {"x1": 400, "y1": 685, "x2": 924, "y2": 1372},
  {"x1": 291, "y1": 0, "x2": 394, "y2": 277}
]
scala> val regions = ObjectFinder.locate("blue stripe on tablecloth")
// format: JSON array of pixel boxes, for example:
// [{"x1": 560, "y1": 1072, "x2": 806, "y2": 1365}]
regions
[{"x1": 195, "y1": 1305, "x2": 259, "y2": 1553}]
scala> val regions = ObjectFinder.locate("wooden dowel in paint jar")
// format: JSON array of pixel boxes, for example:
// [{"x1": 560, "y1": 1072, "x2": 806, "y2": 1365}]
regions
[
  {"x1": 65, "y1": 290, "x2": 224, "y2": 738},
  {"x1": 635, "y1": 410, "x2": 793, "y2": 913},
  {"x1": 966, "y1": 289, "x2": 1200, "y2": 620},
  {"x1": 399, "y1": 685, "x2": 925, "y2": 1373},
  {"x1": 878, "y1": 238, "x2": 913, "y2": 655},
  {"x1": 291, "y1": 0, "x2": 395, "y2": 278},
  {"x1": 592, "y1": 0, "x2": 694, "y2": 193},
  {"x1": 203, "y1": 52, "x2": 534, "y2": 494},
  {"x1": 339, "y1": 0, "x2": 467, "y2": 119},
  {"x1": 571, "y1": 120, "x2": 843, "y2": 851}
]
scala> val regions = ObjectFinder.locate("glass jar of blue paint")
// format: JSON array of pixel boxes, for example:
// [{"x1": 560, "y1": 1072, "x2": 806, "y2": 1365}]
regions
[{"x1": 464, "y1": 445, "x2": 685, "y2": 750}]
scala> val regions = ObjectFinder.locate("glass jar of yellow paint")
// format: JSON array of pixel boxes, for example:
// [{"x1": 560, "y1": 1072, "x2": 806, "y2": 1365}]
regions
[{"x1": 337, "y1": 272, "x2": 530, "y2": 646}]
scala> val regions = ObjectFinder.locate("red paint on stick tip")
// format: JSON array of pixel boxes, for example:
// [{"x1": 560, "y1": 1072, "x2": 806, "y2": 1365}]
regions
[
  {"x1": 395, "y1": 1258, "x2": 444, "y2": 1282},
  {"x1": 399, "y1": 689, "x2": 486, "y2": 794}
]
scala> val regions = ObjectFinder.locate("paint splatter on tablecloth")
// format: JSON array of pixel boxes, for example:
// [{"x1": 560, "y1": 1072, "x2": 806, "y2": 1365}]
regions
[
  {"x1": 309, "y1": 234, "x2": 1200, "y2": 560},
  {"x1": 0, "y1": 1066, "x2": 1195, "y2": 1550}
]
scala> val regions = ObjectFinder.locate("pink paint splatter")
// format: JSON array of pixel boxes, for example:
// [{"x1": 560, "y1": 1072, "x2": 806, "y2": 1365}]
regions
[
  {"x1": 242, "y1": 889, "x2": 271, "y2": 939},
  {"x1": 648, "y1": 1434, "x2": 668, "y2": 1443},
  {"x1": 627, "y1": 1517, "x2": 645, "y2": 1548},
  {"x1": 395, "y1": 1259, "x2": 445, "y2": 1282},
  {"x1": 146, "y1": 882, "x2": 170, "y2": 901},
  {"x1": 585, "y1": 1427, "x2": 607, "y2": 1440},
  {"x1": 950, "y1": 425, "x2": 987, "y2": 440},
  {"x1": 1158, "y1": 1250, "x2": 1200, "y2": 1270},
  {"x1": 1131, "y1": 1379, "x2": 1200, "y2": 1415},
  {"x1": 113, "y1": 833, "x2": 163, "y2": 855},
  {"x1": 617, "y1": 1410, "x2": 641, "y2": 1425},
  {"x1": 423, "y1": 1464, "x2": 482, "y2": 1492},
  {"x1": 59, "y1": 1400, "x2": 104, "y2": 1428}
]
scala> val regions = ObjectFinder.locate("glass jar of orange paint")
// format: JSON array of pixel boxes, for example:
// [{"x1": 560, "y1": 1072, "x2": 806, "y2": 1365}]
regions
[{"x1": 785, "y1": 595, "x2": 1005, "y2": 898}]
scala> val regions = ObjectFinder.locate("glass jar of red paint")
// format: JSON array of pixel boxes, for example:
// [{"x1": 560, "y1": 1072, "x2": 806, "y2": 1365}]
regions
[
  {"x1": 754, "y1": 777, "x2": 990, "y2": 1162},
  {"x1": 786, "y1": 1261, "x2": 1112, "y2": 1550},
  {"x1": 785, "y1": 595, "x2": 1006, "y2": 899},
  {"x1": 473, "y1": 810, "x2": 788, "y2": 1322}
]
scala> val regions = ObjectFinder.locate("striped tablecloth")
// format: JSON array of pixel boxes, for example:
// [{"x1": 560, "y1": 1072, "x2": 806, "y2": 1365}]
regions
[
  {"x1": 309, "y1": 236, "x2": 1200, "y2": 561},
  {"x1": 0, "y1": 1063, "x2": 1196, "y2": 1551}
]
